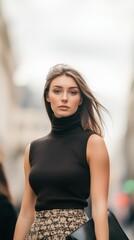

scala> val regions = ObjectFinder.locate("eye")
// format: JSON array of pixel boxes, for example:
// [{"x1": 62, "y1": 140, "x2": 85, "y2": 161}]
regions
[
  {"x1": 69, "y1": 91, "x2": 78, "y2": 95},
  {"x1": 53, "y1": 89, "x2": 61, "y2": 94}
]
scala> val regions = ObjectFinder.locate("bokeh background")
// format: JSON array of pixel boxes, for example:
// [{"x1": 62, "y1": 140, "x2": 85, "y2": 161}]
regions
[{"x1": 0, "y1": 0, "x2": 134, "y2": 238}]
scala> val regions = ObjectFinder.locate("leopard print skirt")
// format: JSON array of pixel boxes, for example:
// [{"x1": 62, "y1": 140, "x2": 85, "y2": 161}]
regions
[{"x1": 25, "y1": 209, "x2": 89, "y2": 240}]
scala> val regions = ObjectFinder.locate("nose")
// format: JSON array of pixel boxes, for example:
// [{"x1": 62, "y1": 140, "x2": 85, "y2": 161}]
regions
[{"x1": 61, "y1": 92, "x2": 68, "y2": 102}]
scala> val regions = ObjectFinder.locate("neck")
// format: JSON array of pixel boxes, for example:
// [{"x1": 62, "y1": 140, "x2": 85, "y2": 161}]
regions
[{"x1": 51, "y1": 110, "x2": 81, "y2": 135}]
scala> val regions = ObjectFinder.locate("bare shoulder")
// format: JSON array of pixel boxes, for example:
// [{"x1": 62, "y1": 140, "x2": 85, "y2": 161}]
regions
[
  {"x1": 25, "y1": 143, "x2": 31, "y2": 155},
  {"x1": 24, "y1": 144, "x2": 31, "y2": 168},
  {"x1": 86, "y1": 134, "x2": 109, "y2": 164},
  {"x1": 87, "y1": 133, "x2": 107, "y2": 149},
  {"x1": 88, "y1": 133, "x2": 105, "y2": 144}
]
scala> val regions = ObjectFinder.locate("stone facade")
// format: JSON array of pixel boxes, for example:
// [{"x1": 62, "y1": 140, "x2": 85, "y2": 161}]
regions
[
  {"x1": 124, "y1": 80, "x2": 134, "y2": 179},
  {"x1": 0, "y1": 8, "x2": 15, "y2": 157}
]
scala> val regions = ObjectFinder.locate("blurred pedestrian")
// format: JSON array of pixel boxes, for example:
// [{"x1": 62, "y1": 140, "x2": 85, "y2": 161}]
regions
[
  {"x1": 0, "y1": 147, "x2": 17, "y2": 240},
  {"x1": 14, "y1": 64, "x2": 110, "y2": 240}
]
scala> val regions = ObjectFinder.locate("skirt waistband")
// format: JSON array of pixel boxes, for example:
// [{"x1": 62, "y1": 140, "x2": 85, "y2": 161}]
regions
[{"x1": 35, "y1": 208, "x2": 87, "y2": 219}]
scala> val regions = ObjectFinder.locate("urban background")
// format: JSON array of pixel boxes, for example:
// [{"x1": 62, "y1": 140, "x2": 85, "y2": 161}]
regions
[{"x1": 0, "y1": 0, "x2": 134, "y2": 239}]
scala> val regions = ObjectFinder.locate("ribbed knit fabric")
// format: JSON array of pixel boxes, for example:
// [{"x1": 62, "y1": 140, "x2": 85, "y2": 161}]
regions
[
  {"x1": 29, "y1": 111, "x2": 94, "y2": 211},
  {"x1": 51, "y1": 110, "x2": 81, "y2": 135}
]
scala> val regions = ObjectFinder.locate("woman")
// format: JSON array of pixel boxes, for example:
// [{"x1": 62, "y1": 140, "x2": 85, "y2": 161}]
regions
[
  {"x1": 14, "y1": 64, "x2": 110, "y2": 240},
  {"x1": 0, "y1": 149, "x2": 17, "y2": 240}
]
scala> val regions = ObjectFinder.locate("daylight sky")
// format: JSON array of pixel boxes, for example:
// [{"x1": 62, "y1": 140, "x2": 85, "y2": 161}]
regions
[{"x1": 1, "y1": 0, "x2": 134, "y2": 149}]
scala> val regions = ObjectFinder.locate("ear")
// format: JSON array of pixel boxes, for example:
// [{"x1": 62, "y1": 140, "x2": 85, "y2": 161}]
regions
[
  {"x1": 79, "y1": 97, "x2": 83, "y2": 105},
  {"x1": 46, "y1": 94, "x2": 50, "y2": 102}
]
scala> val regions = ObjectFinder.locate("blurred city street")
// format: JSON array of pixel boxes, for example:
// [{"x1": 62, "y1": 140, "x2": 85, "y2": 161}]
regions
[{"x1": 0, "y1": 0, "x2": 134, "y2": 239}]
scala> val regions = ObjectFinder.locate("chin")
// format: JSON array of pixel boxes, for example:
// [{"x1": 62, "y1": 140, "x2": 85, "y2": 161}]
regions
[{"x1": 55, "y1": 111, "x2": 74, "y2": 118}]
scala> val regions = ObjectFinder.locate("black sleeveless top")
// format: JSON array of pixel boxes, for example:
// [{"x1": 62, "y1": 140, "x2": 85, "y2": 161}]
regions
[{"x1": 29, "y1": 111, "x2": 94, "y2": 211}]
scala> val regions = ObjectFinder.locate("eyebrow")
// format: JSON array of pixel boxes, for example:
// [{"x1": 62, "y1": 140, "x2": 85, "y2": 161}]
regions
[{"x1": 52, "y1": 86, "x2": 79, "y2": 89}]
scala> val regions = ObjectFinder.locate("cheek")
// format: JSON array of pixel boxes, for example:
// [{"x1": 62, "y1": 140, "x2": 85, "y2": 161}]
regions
[
  {"x1": 72, "y1": 96, "x2": 82, "y2": 106},
  {"x1": 48, "y1": 94, "x2": 59, "y2": 106}
]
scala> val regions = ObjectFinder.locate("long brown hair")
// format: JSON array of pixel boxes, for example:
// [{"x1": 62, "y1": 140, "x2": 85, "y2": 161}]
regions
[
  {"x1": 43, "y1": 64, "x2": 108, "y2": 136},
  {"x1": 0, "y1": 163, "x2": 12, "y2": 201},
  {"x1": 0, "y1": 147, "x2": 12, "y2": 201}
]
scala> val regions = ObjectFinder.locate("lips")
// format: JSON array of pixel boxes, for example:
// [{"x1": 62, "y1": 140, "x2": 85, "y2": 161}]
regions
[{"x1": 58, "y1": 105, "x2": 69, "y2": 109}]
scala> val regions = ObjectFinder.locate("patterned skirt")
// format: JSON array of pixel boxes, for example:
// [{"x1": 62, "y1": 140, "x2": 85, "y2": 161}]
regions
[{"x1": 25, "y1": 209, "x2": 89, "y2": 240}]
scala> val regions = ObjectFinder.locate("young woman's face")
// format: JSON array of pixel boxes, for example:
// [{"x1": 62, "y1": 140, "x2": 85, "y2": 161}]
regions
[{"x1": 46, "y1": 75, "x2": 82, "y2": 117}]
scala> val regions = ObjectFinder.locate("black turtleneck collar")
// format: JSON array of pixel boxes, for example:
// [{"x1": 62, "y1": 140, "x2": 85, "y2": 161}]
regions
[{"x1": 51, "y1": 110, "x2": 81, "y2": 135}]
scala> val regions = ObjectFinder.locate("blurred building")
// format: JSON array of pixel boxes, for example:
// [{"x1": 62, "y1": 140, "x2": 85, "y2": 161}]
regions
[
  {"x1": 11, "y1": 86, "x2": 50, "y2": 156},
  {"x1": 124, "y1": 80, "x2": 134, "y2": 179},
  {"x1": 0, "y1": 8, "x2": 50, "y2": 204},
  {"x1": 11, "y1": 106, "x2": 50, "y2": 156},
  {"x1": 0, "y1": 8, "x2": 15, "y2": 158},
  {"x1": 110, "y1": 79, "x2": 134, "y2": 196}
]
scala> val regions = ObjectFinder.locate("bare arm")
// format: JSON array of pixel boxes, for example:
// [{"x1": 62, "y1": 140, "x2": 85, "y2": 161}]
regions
[
  {"x1": 13, "y1": 144, "x2": 37, "y2": 240},
  {"x1": 87, "y1": 134, "x2": 110, "y2": 240}
]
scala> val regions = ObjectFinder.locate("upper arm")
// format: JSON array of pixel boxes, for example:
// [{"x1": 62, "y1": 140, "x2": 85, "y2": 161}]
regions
[
  {"x1": 19, "y1": 144, "x2": 36, "y2": 218},
  {"x1": 86, "y1": 134, "x2": 110, "y2": 213}
]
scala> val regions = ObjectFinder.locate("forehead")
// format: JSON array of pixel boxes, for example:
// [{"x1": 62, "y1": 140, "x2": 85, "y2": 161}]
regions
[{"x1": 50, "y1": 75, "x2": 78, "y2": 88}]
